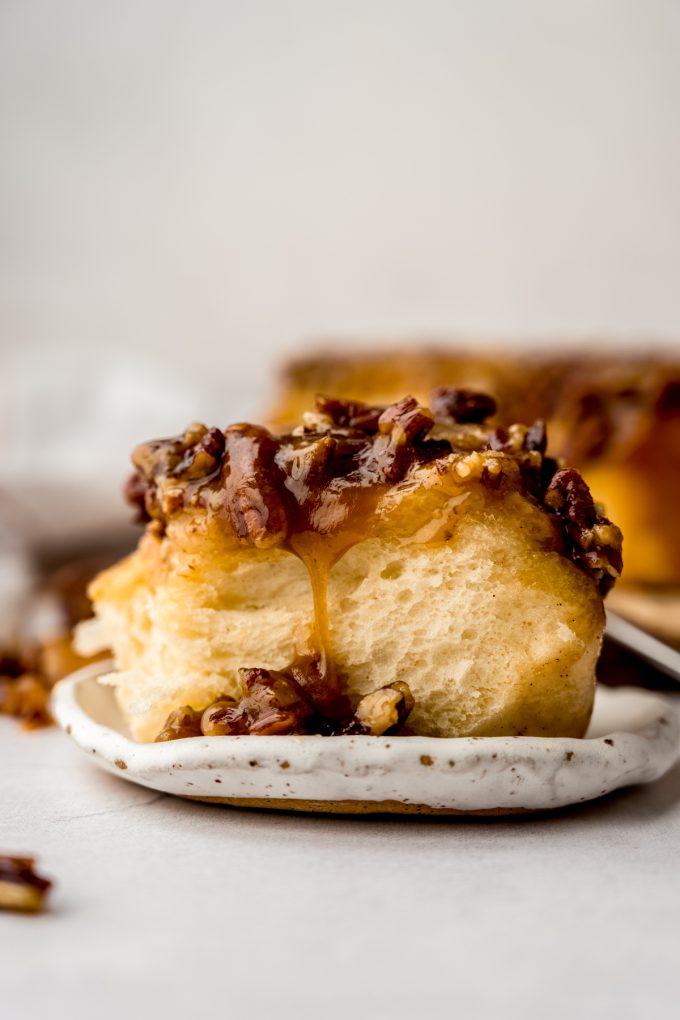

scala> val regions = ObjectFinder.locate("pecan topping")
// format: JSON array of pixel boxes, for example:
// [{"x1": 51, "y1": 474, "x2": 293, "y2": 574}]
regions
[
  {"x1": 0, "y1": 856, "x2": 53, "y2": 913},
  {"x1": 128, "y1": 389, "x2": 624, "y2": 599},
  {"x1": 155, "y1": 670, "x2": 414, "y2": 740}
]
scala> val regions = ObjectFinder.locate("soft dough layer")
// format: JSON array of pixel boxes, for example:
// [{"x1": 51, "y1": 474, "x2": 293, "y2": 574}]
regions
[{"x1": 78, "y1": 482, "x2": 604, "y2": 742}]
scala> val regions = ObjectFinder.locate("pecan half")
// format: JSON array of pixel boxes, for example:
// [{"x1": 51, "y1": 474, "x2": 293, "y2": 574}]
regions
[
  {"x1": 544, "y1": 469, "x2": 623, "y2": 594},
  {"x1": 544, "y1": 468, "x2": 598, "y2": 529}
]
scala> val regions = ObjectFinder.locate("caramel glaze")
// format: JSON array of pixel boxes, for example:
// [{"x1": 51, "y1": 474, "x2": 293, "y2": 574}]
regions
[{"x1": 126, "y1": 389, "x2": 623, "y2": 733}]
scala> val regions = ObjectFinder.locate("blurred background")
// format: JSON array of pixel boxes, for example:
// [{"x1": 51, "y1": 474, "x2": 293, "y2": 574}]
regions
[{"x1": 1, "y1": 1, "x2": 679, "y2": 650}]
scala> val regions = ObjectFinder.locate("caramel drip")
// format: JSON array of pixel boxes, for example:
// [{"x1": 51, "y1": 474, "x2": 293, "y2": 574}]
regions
[
  {"x1": 289, "y1": 535, "x2": 334, "y2": 682},
  {"x1": 287, "y1": 484, "x2": 387, "y2": 702}
]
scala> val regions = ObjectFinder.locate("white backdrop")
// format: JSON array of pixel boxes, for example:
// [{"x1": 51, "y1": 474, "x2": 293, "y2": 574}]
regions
[{"x1": 1, "y1": 0, "x2": 680, "y2": 543}]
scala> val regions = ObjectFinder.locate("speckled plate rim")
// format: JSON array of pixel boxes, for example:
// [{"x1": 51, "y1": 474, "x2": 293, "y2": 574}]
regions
[{"x1": 52, "y1": 662, "x2": 680, "y2": 815}]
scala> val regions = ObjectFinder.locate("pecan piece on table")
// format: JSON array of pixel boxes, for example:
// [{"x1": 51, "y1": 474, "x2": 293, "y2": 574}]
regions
[
  {"x1": 0, "y1": 856, "x2": 53, "y2": 914},
  {"x1": 0, "y1": 673, "x2": 52, "y2": 728}
]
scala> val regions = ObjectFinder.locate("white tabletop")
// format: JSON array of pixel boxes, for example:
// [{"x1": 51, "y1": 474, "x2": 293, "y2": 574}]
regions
[{"x1": 2, "y1": 713, "x2": 679, "y2": 1020}]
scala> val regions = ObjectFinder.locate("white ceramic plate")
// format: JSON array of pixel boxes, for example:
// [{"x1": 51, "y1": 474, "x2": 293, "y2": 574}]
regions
[{"x1": 53, "y1": 663, "x2": 680, "y2": 816}]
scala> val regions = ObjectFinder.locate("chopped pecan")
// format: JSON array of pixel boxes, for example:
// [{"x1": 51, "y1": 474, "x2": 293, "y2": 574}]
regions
[
  {"x1": 487, "y1": 424, "x2": 526, "y2": 453},
  {"x1": 378, "y1": 396, "x2": 434, "y2": 442},
  {"x1": 430, "y1": 387, "x2": 497, "y2": 424},
  {"x1": 199, "y1": 697, "x2": 241, "y2": 736},
  {"x1": 204, "y1": 668, "x2": 316, "y2": 736},
  {"x1": 481, "y1": 458, "x2": 504, "y2": 490},
  {"x1": 124, "y1": 470, "x2": 149, "y2": 523},
  {"x1": 539, "y1": 455, "x2": 560, "y2": 492},
  {"x1": 155, "y1": 705, "x2": 203, "y2": 742},
  {"x1": 127, "y1": 423, "x2": 226, "y2": 522},
  {"x1": 523, "y1": 419, "x2": 547, "y2": 454},
  {"x1": 0, "y1": 674, "x2": 52, "y2": 728},
  {"x1": 0, "y1": 856, "x2": 52, "y2": 913},
  {"x1": 544, "y1": 468, "x2": 598, "y2": 529},
  {"x1": 0, "y1": 655, "x2": 23, "y2": 679},
  {"x1": 656, "y1": 380, "x2": 680, "y2": 418},
  {"x1": 347, "y1": 397, "x2": 435, "y2": 485},
  {"x1": 315, "y1": 395, "x2": 385, "y2": 433},
  {"x1": 277, "y1": 434, "x2": 337, "y2": 500},
  {"x1": 285, "y1": 656, "x2": 351, "y2": 720},
  {"x1": 543, "y1": 469, "x2": 623, "y2": 594},
  {"x1": 174, "y1": 426, "x2": 225, "y2": 480},
  {"x1": 342, "y1": 681, "x2": 415, "y2": 735},
  {"x1": 221, "y1": 425, "x2": 288, "y2": 547},
  {"x1": 563, "y1": 392, "x2": 612, "y2": 461},
  {"x1": 157, "y1": 673, "x2": 416, "y2": 740}
]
